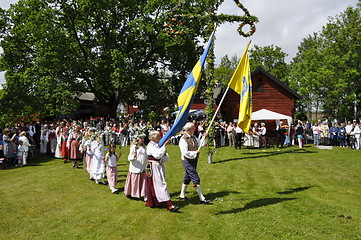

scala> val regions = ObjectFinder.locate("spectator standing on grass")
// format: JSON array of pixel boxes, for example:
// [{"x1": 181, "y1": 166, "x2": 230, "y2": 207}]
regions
[
  {"x1": 345, "y1": 121, "x2": 353, "y2": 146},
  {"x1": 320, "y1": 121, "x2": 330, "y2": 146},
  {"x1": 295, "y1": 121, "x2": 304, "y2": 148},
  {"x1": 354, "y1": 122, "x2": 360, "y2": 150},
  {"x1": 259, "y1": 123, "x2": 267, "y2": 149},
  {"x1": 125, "y1": 134, "x2": 147, "y2": 200},
  {"x1": 329, "y1": 124, "x2": 339, "y2": 146},
  {"x1": 19, "y1": 131, "x2": 31, "y2": 166},
  {"x1": 312, "y1": 123, "x2": 320, "y2": 146},
  {"x1": 40, "y1": 125, "x2": 49, "y2": 154},
  {"x1": 227, "y1": 122, "x2": 236, "y2": 148},
  {"x1": 235, "y1": 123, "x2": 243, "y2": 149},
  {"x1": 276, "y1": 121, "x2": 286, "y2": 148},
  {"x1": 3, "y1": 128, "x2": 16, "y2": 168},
  {"x1": 338, "y1": 123, "x2": 346, "y2": 147}
]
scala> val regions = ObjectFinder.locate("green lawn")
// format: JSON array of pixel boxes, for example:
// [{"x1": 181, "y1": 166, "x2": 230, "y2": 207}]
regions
[{"x1": 1, "y1": 145, "x2": 360, "y2": 240}]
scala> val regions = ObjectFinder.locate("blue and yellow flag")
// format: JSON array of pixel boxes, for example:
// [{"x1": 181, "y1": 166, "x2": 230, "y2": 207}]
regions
[
  {"x1": 228, "y1": 42, "x2": 252, "y2": 132},
  {"x1": 158, "y1": 31, "x2": 215, "y2": 147}
]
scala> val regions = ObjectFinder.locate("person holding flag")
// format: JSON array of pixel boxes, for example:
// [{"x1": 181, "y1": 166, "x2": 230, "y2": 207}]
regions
[{"x1": 178, "y1": 122, "x2": 210, "y2": 204}]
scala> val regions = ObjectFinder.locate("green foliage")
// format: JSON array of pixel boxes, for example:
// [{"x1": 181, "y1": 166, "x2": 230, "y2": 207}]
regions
[
  {"x1": 290, "y1": 6, "x2": 361, "y2": 120},
  {"x1": 1, "y1": 0, "x2": 237, "y2": 121},
  {"x1": 249, "y1": 45, "x2": 290, "y2": 83}
]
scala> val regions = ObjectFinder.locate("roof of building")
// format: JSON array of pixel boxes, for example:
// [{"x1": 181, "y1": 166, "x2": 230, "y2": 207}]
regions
[{"x1": 252, "y1": 66, "x2": 302, "y2": 100}]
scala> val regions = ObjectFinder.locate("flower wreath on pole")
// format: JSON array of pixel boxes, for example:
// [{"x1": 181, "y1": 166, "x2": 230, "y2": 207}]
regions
[{"x1": 234, "y1": 0, "x2": 256, "y2": 38}]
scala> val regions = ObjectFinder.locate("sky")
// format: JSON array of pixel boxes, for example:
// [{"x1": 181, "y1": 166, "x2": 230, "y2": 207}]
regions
[{"x1": 0, "y1": 0, "x2": 359, "y2": 87}]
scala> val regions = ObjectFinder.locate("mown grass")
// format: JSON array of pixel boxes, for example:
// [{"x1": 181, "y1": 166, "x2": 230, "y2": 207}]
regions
[{"x1": 1, "y1": 145, "x2": 360, "y2": 240}]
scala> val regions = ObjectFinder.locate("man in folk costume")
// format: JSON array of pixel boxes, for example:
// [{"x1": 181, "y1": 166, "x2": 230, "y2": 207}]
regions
[{"x1": 178, "y1": 122, "x2": 211, "y2": 204}]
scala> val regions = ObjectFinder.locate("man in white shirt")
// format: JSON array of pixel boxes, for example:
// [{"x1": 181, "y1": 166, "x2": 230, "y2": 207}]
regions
[
  {"x1": 178, "y1": 122, "x2": 210, "y2": 204},
  {"x1": 345, "y1": 121, "x2": 353, "y2": 147}
]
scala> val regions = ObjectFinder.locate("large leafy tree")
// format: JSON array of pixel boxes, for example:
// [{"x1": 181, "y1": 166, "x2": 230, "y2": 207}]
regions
[
  {"x1": 290, "y1": 6, "x2": 361, "y2": 120},
  {"x1": 0, "y1": 0, "x2": 228, "y2": 121},
  {"x1": 249, "y1": 45, "x2": 289, "y2": 83}
]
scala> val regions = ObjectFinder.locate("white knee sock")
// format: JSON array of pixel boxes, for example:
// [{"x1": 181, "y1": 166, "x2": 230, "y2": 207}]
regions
[
  {"x1": 180, "y1": 183, "x2": 188, "y2": 198},
  {"x1": 195, "y1": 185, "x2": 205, "y2": 201}
]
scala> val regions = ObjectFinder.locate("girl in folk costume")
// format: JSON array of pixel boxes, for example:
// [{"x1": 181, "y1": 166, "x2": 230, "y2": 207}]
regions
[
  {"x1": 124, "y1": 134, "x2": 147, "y2": 199},
  {"x1": 40, "y1": 125, "x2": 49, "y2": 154},
  {"x1": 105, "y1": 144, "x2": 120, "y2": 193},
  {"x1": 145, "y1": 130, "x2": 179, "y2": 212},
  {"x1": 54, "y1": 124, "x2": 63, "y2": 158},
  {"x1": 61, "y1": 127, "x2": 70, "y2": 163},
  {"x1": 48, "y1": 125, "x2": 57, "y2": 154},
  {"x1": 90, "y1": 133, "x2": 106, "y2": 185},
  {"x1": 19, "y1": 131, "x2": 31, "y2": 165},
  {"x1": 83, "y1": 128, "x2": 95, "y2": 180},
  {"x1": 67, "y1": 125, "x2": 83, "y2": 168}
]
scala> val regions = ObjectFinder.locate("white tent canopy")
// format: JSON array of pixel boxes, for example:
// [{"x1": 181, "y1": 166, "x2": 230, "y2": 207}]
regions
[{"x1": 252, "y1": 109, "x2": 293, "y2": 126}]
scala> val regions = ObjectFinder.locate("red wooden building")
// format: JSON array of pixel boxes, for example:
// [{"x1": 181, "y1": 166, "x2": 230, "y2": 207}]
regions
[{"x1": 220, "y1": 67, "x2": 302, "y2": 122}]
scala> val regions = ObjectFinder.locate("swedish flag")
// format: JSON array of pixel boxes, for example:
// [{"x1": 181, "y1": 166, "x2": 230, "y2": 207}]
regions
[{"x1": 158, "y1": 31, "x2": 215, "y2": 147}]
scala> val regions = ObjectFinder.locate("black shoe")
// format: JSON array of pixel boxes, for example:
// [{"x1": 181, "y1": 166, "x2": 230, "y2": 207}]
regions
[
  {"x1": 200, "y1": 199, "x2": 211, "y2": 204},
  {"x1": 178, "y1": 197, "x2": 189, "y2": 200},
  {"x1": 169, "y1": 205, "x2": 180, "y2": 212}
]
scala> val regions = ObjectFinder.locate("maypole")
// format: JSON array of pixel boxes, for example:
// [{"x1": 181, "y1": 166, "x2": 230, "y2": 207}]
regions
[{"x1": 163, "y1": 0, "x2": 258, "y2": 163}]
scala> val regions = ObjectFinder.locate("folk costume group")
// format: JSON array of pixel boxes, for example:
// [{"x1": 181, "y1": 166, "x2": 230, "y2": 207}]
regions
[{"x1": 53, "y1": 121, "x2": 210, "y2": 212}]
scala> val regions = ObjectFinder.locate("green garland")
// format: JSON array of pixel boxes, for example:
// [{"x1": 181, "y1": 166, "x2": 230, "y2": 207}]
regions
[
  {"x1": 234, "y1": 0, "x2": 256, "y2": 38},
  {"x1": 163, "y1": 0, "x2": 256, "y2": 38}
]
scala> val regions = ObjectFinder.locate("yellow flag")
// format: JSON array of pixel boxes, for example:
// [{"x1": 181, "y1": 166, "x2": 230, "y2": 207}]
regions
[{"x1": 228, "y1": 42, "x2": 252, "y2": 132}]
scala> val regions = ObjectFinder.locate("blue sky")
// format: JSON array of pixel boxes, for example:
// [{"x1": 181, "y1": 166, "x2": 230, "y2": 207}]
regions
[{"x1": 0, "y1": 0, "x2": 359, "y2": 86}]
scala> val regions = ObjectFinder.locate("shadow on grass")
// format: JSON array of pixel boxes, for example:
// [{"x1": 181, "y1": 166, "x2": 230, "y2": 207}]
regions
[
  {"x1": 171, "y1": 190, "x2": 242, "y2": 208},
  {"x1": 214, "y1": 148, "x2": 315, "y2": 164},
  {"x1": 277, "y1": 186, "x2": 314, "y2": 195},
  {"x1": 214, "y1": 197, "x2": 297, "y2": 215}
]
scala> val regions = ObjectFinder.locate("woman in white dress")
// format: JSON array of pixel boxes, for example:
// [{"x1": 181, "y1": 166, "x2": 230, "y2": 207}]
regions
[
  {"x1": 90, "y1": 134, "x2": 106, "y2": 185},
  {"x1": 40, "y1": 125, "x2": 49, "y2": 154}
]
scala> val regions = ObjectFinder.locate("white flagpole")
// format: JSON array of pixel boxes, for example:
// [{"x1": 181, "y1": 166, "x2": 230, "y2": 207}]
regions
[{"x1": 198, "y1": 86, "x2": 231, "y2": 150}]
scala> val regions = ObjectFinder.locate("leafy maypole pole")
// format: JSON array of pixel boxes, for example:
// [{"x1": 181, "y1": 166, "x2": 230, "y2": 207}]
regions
[
  {"x1": 163, "y1": 0, "x2": 257, "y2": 162},
  {"x1": 205, "y1": 0, "x2": 257, "y2": 163}
]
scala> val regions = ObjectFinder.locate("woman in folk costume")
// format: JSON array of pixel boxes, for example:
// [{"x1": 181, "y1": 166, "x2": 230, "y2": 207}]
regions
[
  {"x1": 54, "y1": 124, "x2": 63, "y2": 159},
  {"x1": 48, "y1": 125, "x2": 57, "y2": 154},
  {"x1": 19, "y1": 131, "x2": 31, "y2": 165},
  {"x1": 40, "y1": 125, "x2": 49, "y2": 154},
  {"x1": 61, "y1": 127, "x2": 70, "y2": 163},
  {"x1": 90, "y1": 133, "x2": 106, "y2": 184},
  {"x1": 82, "y1": 128, "x2": 95, "y2": 179},
  {"x1": 145, "y1": 130, "x2": 179, "y2": 212},
  {"x1": 104, "y1": 144, "x2": 120, "y2": 193},
  {"x1": 124, "y1": 134, "x2": 147, "y2": 199},
  {"x1": 67, "y1": 125, "x2": 83, "y2": 168}
]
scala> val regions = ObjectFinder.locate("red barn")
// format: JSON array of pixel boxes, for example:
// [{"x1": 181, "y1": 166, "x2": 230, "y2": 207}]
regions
[{"x1": 220, "y1": 67, "x2": 302, "y2": 122}]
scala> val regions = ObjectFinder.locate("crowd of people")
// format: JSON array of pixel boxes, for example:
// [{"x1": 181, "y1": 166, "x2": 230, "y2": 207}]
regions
[
  {"x1": 0, "y1": 117, "x2": 212, "y2": 212},
  {"x1": 1, "y1": 116, "x2": 359, "y2": 211}
]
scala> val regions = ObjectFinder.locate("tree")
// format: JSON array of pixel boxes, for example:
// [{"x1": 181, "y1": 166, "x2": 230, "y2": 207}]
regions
[
  {"x1": 0, "y1": 0, "x2": 225, "y2": 121},
  {"x1": 290, "y1": 6, "x2": 361, "y2": 120},
  {"x1": 249, "y1": 45, "x2": 289, "y2": 84}
]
